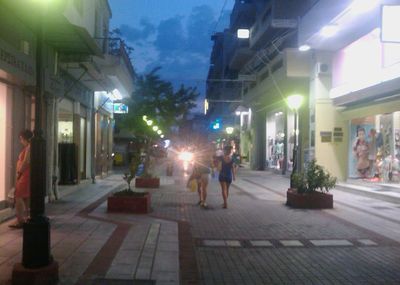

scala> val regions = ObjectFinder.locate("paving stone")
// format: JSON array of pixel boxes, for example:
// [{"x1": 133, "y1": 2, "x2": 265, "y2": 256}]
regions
[
  {"x1": 225, "y1": 240, "x2": 242, "y2": 247},
  {"x1": 279, "y1": 240, "x2": 304, "y2": 247},
  {"x1": 203, "y1": 240, "x2": 226, "y2": 246},
  {"x1": 310, "y1": 239, "x2": 353, "y2": 247},
  {"x1": 249, "y1": 240, "x2": 273, "y2": 247},
  {"x1": 358, "y1": 239, "x2": 378, "y2": 246}
]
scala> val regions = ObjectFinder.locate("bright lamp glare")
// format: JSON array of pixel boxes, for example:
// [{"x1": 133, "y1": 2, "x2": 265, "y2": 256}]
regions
[
  {"x1": 157, "y1": 130, "x2": 162, "y2": 135},
  {"x1": 226, "y1": 127, "x2": 234, "y2": 134},
  {"x1": 381, "y1": 5, "x2": 400, "y2": 43},
  {"x1": 286, "y1": 95, "x2": 303, "y2": 110},
  {"x1": 147, "y1": 120, "x2": 153, "y2": 126},
  {"x1": 237, "y1": 29, "x2": 250, "y2": 39},
  {"x1": 320, "y1": 25, "x2": 338, "y2": 38},
  {"x1": 142, "y1": 115, "x2": 147, "y2": 121},
  {"x1": 160, "y1": 135, "x2": 164, "y2": 138},
  {"x1": 350, "y1": 0, "x2": 379, "y2": 14},
  {"x1": 299, "y1": 44, "x2": 311, "y2": 52},
  {"x1": 152, "y1": 126, "x2": 159, "y2": 131},
  {"x1": 178, "y1": 151, "x2": 194, "y2": 162}
]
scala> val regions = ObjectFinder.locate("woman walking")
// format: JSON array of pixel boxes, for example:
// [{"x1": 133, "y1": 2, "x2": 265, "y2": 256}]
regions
[
  {"x1": 218, "y1": 146, "x2": 236, "y2": 209},
  {"x1": 9, "y1": 130, "x2": 33, "y2": 229}
]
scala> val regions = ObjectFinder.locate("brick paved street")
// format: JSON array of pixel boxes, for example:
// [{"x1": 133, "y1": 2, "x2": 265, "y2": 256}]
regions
[{"x1": 0, "y1": 163, "x2": 400, "y2": 284}]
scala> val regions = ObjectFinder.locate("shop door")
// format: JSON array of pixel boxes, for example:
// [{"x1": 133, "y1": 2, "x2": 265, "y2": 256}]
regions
[{"x1": 80, "y1": 117, "x2": 86, "y2": 179}]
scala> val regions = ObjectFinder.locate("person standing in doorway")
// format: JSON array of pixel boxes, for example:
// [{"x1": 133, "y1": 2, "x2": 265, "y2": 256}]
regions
[
  {"x1": 218, "y1": 145, "x2": 236, "y2": 209},
  {"x1": 9, "y1": 130, "x2": 33, "y2": 229}
]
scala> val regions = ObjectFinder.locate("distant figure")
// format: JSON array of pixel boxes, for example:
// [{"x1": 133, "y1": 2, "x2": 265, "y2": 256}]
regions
[
  {"x1": 218, "y1": 146, "x2": 236, "y2": 209},
  {"x1": 9, "y1": 130, "x2": 33, "y2": 229},
  {"x1": 353, "y1": 127, "x2": 369, "y2": 177}
]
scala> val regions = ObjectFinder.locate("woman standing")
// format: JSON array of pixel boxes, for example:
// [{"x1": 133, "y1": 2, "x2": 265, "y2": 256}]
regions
[
  {"x1": 218, "y1": 146, "x2": 236, "y2": 209},
  {"x1": 9, "y1": 130, "x2": 33, "y2": 229}
]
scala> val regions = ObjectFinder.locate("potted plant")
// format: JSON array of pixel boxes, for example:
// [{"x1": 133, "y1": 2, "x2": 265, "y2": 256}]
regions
[
  {"x1": 286, "y1": 160, "x2": 337, "y2": 209},
  {"x1": 107, "y1": 152, "x2": 151, "y2": 214}
]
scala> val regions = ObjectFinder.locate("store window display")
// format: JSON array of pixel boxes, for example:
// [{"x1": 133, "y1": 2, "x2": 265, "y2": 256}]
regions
[{"x1": 349, "y1": 112, "x2": 400, "y2": 183}]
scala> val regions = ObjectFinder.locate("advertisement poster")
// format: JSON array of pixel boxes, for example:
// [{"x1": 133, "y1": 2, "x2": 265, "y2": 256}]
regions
[{"x1": 348, "y1": 117, "x2": 375, "y2": 178}]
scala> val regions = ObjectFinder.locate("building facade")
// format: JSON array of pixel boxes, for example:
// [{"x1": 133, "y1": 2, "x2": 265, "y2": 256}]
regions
[
  {"x1": 298, "y1": 0, "x2": 400, "y2": 183},
  {"x1": 0, "y1": 0, "x2": 135, "y2": 217}
]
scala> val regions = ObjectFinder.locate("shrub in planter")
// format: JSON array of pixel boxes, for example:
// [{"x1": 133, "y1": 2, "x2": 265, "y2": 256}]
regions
[
  {"x1": 107, "y1": 172, "x2": 151, "y2": 213},
  {"x1": 287, "y1": 160, "x2": 336, "y2": 209}
]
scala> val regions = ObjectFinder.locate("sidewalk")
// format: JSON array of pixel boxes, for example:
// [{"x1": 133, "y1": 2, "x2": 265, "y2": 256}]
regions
[{"x1": 1, "y1": 164, "x2": 400, "y2": 284}]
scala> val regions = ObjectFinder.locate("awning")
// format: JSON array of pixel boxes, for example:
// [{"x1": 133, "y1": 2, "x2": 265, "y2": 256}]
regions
[
  {"x1": 3, "y1": 1, "x2": 102, "y2": 57},
  {"x1": 44, "y1": 18, "x2": 103, "y2": 57}
]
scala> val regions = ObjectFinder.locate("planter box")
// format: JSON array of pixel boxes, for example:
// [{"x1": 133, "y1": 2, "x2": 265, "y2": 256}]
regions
[
  {"x1": 135, "y1": 177, "x2": 160, "y2": 188},
  {"x1": 286, "y1": 188, "x2": 333, "y2": 209},
  {"x1": 107, "y1": 193, "x2": 151, "y2": 214}
]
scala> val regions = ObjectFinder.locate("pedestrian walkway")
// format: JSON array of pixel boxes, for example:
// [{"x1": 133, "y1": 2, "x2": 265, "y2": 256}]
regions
[{"x1": 0, "y1": 164, "x2": 400, "y2": 284}]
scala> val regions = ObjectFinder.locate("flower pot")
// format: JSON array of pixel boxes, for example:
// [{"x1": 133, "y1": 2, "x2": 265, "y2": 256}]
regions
[
  {"x1": 107, "y1": 192, "x2": 151, "y2": 214},
  {"x1": 286, "y1": 188, "x2": 333, "y2": 209},
  {"x1": 135, "y1": 177, "x2": 160, "y2": 188}
]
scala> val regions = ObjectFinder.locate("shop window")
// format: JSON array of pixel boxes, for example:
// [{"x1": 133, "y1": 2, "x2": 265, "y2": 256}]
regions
[{"x1": 349, "y1": 112, "x2": 400, "y2": 183}]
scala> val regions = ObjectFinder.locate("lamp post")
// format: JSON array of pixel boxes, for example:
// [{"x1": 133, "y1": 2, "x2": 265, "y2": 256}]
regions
[
  {"x1": 286, "y1": 94, "x2": 303, "y2": 188},
  {"x1": 12, "y1": 1, "x2": 59, "y2": 284}
]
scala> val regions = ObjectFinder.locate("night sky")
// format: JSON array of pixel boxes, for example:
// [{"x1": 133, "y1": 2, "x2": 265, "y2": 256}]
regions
[{"x1": 109, "y1": 0, "x2": 234, "y2": 113}]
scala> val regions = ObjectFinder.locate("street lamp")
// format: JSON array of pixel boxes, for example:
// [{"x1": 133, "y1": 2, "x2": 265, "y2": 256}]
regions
[
  {"x1": 146, "y1": 119, "x2": 153, "y2": 126},
  {"x1": 226, "y1": 127, "x2": 234, "y2": 135},
  {"x1": 152, "y1": 126, "x2": 159, "y2": 132},
  {"x1": 286, "y1": 94, "x2": 303, "y2": 188},
  {"x1": 12, "y1": 1, "x2": 59, "y2": 284}
]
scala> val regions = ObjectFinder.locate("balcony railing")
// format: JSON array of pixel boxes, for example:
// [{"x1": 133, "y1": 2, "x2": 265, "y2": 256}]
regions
[{"x1": 107, "y1": 38, "x2": 136, "y2": 79}]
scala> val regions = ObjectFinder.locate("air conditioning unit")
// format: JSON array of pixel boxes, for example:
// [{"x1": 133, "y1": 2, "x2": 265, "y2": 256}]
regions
[{"x1": 316, "y1": 62, "x2": 331, "y2": 75}]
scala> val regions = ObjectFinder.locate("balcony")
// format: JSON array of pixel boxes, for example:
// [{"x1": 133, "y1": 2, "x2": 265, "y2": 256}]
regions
[
  {"x1": 230, "y1": 1, "x2": 256, "y2": 30},
  {"x1": 229, "y1": 40, "x2": 255, "y2": 70}
]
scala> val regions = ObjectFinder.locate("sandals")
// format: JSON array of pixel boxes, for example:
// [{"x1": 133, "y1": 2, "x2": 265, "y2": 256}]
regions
[{"x1": 8, "y1": 223, "x2": 23, "y2": 229}]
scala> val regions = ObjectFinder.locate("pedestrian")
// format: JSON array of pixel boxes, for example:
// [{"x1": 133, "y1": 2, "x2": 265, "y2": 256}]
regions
[
  {"x1": 218, "y1": 145, "x2": 236, "y2": 209},
  {"x1": 9, "y1": 130, "x2": 33, "y2": 229},
  {"x1": 194, "y1": 146, "x2": 213, "y2": 208}
]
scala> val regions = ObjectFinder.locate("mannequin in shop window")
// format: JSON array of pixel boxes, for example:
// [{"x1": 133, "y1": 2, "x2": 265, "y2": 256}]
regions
[
  {"x1": 353, "y1": 127, "x2": 369, "y2": 178},
  {"x1": 275, "y1": 136, "x2": 284, "y2": 169}
]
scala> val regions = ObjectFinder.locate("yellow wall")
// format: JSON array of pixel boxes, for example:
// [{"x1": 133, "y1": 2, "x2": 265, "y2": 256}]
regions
[
  {"x1": 315, "y1": 99, "x2": 348, "y2": 181},
  {"x1": 315, "y1": 99, "x2": 400, "y2": 181}
]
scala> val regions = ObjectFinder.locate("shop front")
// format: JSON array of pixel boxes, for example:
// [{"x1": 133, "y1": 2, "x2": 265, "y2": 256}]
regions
[
  {"x1": 265, "y1": 109, "x2": 295, "y2": 172},
  {"x1": 349, "y1": 112, "x2": 400, "y2": 183}
]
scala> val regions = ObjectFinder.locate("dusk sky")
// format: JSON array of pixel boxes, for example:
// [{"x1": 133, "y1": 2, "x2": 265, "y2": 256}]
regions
[{"x1": 109, "y1": 0, "x2": 235, "y2": 113}]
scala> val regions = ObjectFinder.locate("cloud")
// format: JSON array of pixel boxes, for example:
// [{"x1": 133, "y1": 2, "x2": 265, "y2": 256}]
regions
[
  {"x1": 186, "y1": 5, "x2": 216, "y2": 54},
  {"x1": 119, "y1": 18, "x2": 156, "y2": 42},
  {"x1": 154, "y1": 16, "x2": 186, "y2": 59}
]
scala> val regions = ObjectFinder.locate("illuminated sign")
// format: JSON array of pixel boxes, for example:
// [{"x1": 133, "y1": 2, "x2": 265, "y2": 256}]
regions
[{"x1": 113, "y1": 103, "x2": 128, "y2": 114}]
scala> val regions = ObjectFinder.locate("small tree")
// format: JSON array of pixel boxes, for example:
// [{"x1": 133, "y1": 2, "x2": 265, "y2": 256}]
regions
[{"x1": 292, "y1": 160, "x2": 337, "y2": 194}]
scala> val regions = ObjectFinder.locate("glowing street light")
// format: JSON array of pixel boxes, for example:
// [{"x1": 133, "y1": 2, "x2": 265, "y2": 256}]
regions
[
  {"x1": 152, "y1": 126, "x2": 159, "y2": 131},
  {"x1": 160, "y1": 135, "x2": 164, "y2": 138},
  {"x1": 147, "y1": 120, "x2": 153, "y2": 126},
  {"x1": 142, "y1": 115, "x2": 147, "y2": 121},
  {"x1": 157, "y1": 130, "x2": 162, "y2": 135},
  {"x1": 286, "y1": 94, "x2": 304, "y2": 188},
  {"x1": 226, "y1": 127, "x2": 234, "y2": 134}
]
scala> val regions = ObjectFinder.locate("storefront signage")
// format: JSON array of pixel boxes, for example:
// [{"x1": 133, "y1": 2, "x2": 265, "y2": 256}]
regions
[
  {"x1": 113, "y1": 103, "x2": 128, "y2": 114},
  {"x1": 320, "y1": 131, "x2": 332, "y2": 143},
  {"x1": 0, "y1": 39, "x2": 34, "y2": 78},
  {"x1": 333, "y1": 127, "x2": 343, "y2": 142}
]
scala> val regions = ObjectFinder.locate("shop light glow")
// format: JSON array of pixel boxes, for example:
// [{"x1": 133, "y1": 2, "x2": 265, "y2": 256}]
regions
[
  {"x1": 320, "y1": 25, "x2": 339, "y2": 38},
  {"x1": 226, "y1": 127, "x2": 234, "y2": 134},
  {"x1": 349, "y1": 0, "x2": 379, "y2": 15},
  {"x1": 299, "y1": 44, "x2": 311, "y2": 52},
  {"x1": 237, "y1": 29, "x2": 250, "y2": 39}
]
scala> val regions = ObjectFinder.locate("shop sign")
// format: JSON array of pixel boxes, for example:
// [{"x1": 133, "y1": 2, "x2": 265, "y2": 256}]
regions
[
  {"x1": 0, "y1": 38, "x2": 34, "y2": 81},
  {"x1": 333, "y1": 127, "x2": 343, "y2": 142},
  {"x1": 320, "y1": 131, "x2": 332, "y2": 143},
  {"x1": 113, "y1": 103, "x2": 128, "y2": 114}
]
